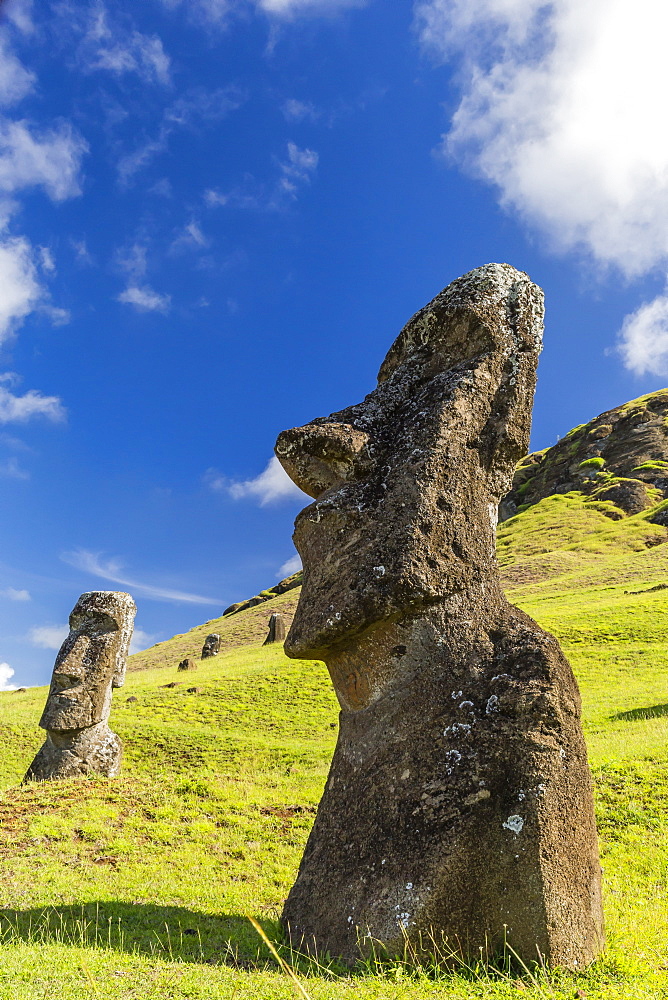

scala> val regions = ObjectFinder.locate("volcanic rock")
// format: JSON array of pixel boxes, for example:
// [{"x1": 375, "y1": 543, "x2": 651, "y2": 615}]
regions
[
  {"x1": 275, "y1": 263, "x2": 603, "y2": 969},
  {"x1": 24, "y1": 591, "x2": 136, "y2": 782},
  {"x1": 178, "y1": 657, "x2": 197, "y2": 671},
  {"x1": 504, "y1": 389, "x2": 668, "y2": 518}
]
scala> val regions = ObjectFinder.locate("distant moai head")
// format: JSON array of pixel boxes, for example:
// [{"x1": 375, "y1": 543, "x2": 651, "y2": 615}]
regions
[
  {"x1": 40, "y1": 592, "x2": 136, "y2": 732},
  {"x1": 275, "y1": 264, "x2": 544, "y2": 660},
  {"x1": 201, "y1": 634, "x2": 220, "y2": 658}
]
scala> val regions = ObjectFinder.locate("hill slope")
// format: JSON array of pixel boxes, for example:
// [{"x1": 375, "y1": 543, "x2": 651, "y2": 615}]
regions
[{"x1": 0, "y1": 392, "x2": 667, "y2": 997}]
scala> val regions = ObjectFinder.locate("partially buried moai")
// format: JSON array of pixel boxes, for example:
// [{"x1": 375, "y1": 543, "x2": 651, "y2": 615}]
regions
[
  {"x1": 24, "y1": 592, "x2": 136, "y2": 782},
  {"x1": 263, "y1": 612, "x2": 286, "y2": 645},
  {"x1": 275, "y1": 264, "x2": 603, "y2": 968},
  {"x1": 201, "y1": 633, "x2": 220, "y2": 658}
]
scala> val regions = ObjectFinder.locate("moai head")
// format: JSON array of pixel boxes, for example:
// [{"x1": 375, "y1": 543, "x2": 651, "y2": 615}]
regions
[
  {"x1": 201, "y1": 634, "x2": 220, "y2": 658},
  {"x1": 40, "y1": 592, "x2": 136, "y2": 732},
  {"x1": 275, "y1": 264, "x2": 544, "y2": 660}
]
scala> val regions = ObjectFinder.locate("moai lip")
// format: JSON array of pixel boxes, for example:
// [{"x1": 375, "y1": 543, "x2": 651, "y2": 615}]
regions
[
  {"x1": 24, "y1": 591, "x2": 136, "y2": 782},
  {"x1": 275, "y1": 264, "x2": 604, "y2": 969}
]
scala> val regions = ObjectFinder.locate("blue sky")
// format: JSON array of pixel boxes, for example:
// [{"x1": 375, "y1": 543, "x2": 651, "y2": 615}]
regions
[{"x1": 2, "y1": 0, "x2": 668, "y2": 687}]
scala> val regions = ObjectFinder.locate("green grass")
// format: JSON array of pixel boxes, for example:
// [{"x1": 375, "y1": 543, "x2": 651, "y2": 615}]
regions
[{"x1": 0, "y1": 489, "x2": 667, "y2": 997}]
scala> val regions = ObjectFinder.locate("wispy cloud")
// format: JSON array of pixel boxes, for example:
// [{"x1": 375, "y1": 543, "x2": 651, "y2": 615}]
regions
[
  {"x1": 0, "y1": 31, "x2": 35, "y2": 106},
  {"x1": 277, "y1": 553, "x2": 301, "y2": 578},
  {"x1": 62, "y1": 549, "x2": 221, "y2": 605},
  {"x1": 1, "y1": 587, "x2": 30, "y2": 601},
  {"x1": 28, "y1": 624, "x2": 68, "y2": 650},
  {"x1": 171, "y1": 219, "x2": 209, "y2": 253},
  {"x1": 0, "y1": 663, "x2": 17, "y2": 691},
  {"x1": 0, "y1": 118, "x2": 87, "y2": 202},
  {"x1": 117, "y1": 86, "x2": 245, "y2": 185},
  {"x1": 0, "y1": 377, "x2": 65, "y2": 423},
  {"x1": 130, "y1": 627, "x2": 159, "y2": 655},
  {"x1": 618, "y1": 293, "x2": 668, "y2": 377},
  {"x1": 281, "y1": 98, "x2": 320, "y2": 122},
  {"x1": 0, "y1": 456, "x2": 29, "y2": 479},
  {"x1": 75, "y1": 2, "x2": 171, "y2": 86},
  {"x1": 258, "y1": 0, "x2": 367, "y2": 15},
  {"x1": 277, "y1": 141, "x2": 318, "y2": 198},
  {"x1": 416, "y1": 0, "x2": 668, "y2": 374},
  {"x1": 206, "y1": 455, "x2": 307, "y2": 506},
  {"x1": 0, "y1": 237, "x2": 42, "y2": 341},
  {"x1": 117, "y1": 285, "x2": 171, "y2": 313}
]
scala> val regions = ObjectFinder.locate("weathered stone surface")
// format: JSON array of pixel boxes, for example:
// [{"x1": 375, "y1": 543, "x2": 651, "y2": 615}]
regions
[
  {"x1": 263, "y1": 612, "x2": 286, "y2": 645},
  {"x1": 201, "y1": 633, "x2": 220, "y2": 658},
  {"x1": 178, "y1": 657, "x2": 197, "y2": 671},
  {"x1": 275, "y1": 264, "x2": 603, "y2": 969},
  {"x1": 24, "y1": 592, "x2": 136, "y2": 782}
]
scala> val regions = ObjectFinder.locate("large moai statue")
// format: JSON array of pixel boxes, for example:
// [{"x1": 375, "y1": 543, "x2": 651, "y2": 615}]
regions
[
  {"x1": 275, "y1": 264, "x2": 603, "y2": 969},
  {"x1": 24, "y1": 592, "x2": 136, "y2": 782}
]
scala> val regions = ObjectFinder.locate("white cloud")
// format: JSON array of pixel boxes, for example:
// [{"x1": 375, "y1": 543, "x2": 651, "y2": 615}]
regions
[
  {"x1": 0, "y1": 237, "x2": 42, "y2": 341},
  {"x1": 38, "y1": 246, "x2": 55, "y2": 273},
  {"x1": 171, "y1": 220, "x2": 209, "y2": 253},
  {"x1": 117, "y1": 138, "x2": 167, "y2": 186},
  {"x1": 28, "y1": 624, "x2": 68, "y2": 650},
  {"x1": 277, "y1": 553, "x2": 302, "y2": 578},
  {"x1": 129, "y1": 627, "x2": 159, "y2": 655},
  {"x1": 0, "y1": 32, "x2": 35, "y2": 106},
  {"x1": 417, "y1": 0, "x2": 668, "y2": 374},
  {"x1": 281, "y1": 98, "x2": 320, "y2": 122},
  {"x1": 1, "y1": 587, "x2": 31, "y2": 601},
  {"x1": 0, "y1": 456, "x2": 29, "y2": 479},
  {"x1": 204, "y1": 188, "x2": 228, "y2": 208},
  {"x1": 62, "y1": 549, "x2": 221, "y2": 605},
  {"x1": 0, "y1": 118, "x2": 87, "y2": 202},
  {"x1": 417, "y1": 0, "x2": 668, "y2": 277},
  {"x1": 79, "y1": 4, "x2": 171, "y2": 86},
  {"x1": 617, "y1": 291, "x2": 668, "y2": 376},
  {"x1": 118, "y1": 285, "x2": 171, "y2": 313},
  {"x1": 0, "y1": 378, "x2": 65, "y2": 423},
  {"x1": 208, "y1": 455, "x2": 308, "y2": 506},
  {"x1": 258, "y1": 0, "x2": 366, "y2": 15},
  {"x1": 276, "y1": 141, "x2": 318, "y2": 199},
  {"x1": 0, "y1": 663, "x2": 17, "y2": 691}
]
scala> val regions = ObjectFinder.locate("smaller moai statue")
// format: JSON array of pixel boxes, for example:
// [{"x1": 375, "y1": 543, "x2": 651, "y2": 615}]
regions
[
  {"x1": 178, "y1": 657, "x2": 197, "y2": 671},
  {"x1": 263, "y1": 612, "x2": 286, "y2": 646},
  {"x1": 24, "y1": 592, "x2": 136, "y2": 782},
  {"x1": 201, "y1": 634, "x2": 220, "y2": 659}
]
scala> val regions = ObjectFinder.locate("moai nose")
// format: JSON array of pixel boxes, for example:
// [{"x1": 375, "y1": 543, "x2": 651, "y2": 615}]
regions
[{"x1": 275, "y1": 422, "x2": 372, "y2": 499}]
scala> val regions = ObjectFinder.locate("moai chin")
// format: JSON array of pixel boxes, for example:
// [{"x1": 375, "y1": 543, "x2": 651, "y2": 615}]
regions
[
  {"x1": 275, "y1": 264, "x2": 603, "y2": 969},
  {"x1": 24, "y1": 591, "x2": 136, "y2": 782}
]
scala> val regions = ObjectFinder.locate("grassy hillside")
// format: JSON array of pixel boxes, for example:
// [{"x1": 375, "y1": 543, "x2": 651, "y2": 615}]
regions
[{"x1": 0, "y1": 487, "x2": 667, "y2": 997}]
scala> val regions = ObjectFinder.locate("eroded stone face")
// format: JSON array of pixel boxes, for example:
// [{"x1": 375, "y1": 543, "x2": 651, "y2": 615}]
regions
[
  {"x1": 25, "y1": 592, "x2": 135, "y2": 782},
  {"x1": 276, "y1": 264, "x2": 604, "y2": 969},
  {"x1": 40, "y1": 592, "x2": 135, "y2": 731},
  {"x1": 276, "y1": 263, "x2": 544, "y2": 664}
]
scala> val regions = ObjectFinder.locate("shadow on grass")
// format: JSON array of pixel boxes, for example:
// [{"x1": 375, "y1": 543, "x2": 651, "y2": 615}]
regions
[
  {"x1": 0, "y1": 902, "x2": 278, "y2": 967},
  {"x1": 612, "y1": 703, "x2": 668, "y2": 722}
]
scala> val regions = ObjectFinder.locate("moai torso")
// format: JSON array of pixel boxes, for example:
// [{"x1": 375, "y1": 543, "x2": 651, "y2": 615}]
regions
[
  {"x1": 24, "y1": 591, "x2": 136, "y2": 781},
  {"x1": 276, "y1": 264, "x2": 603, "y2": 969}
]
